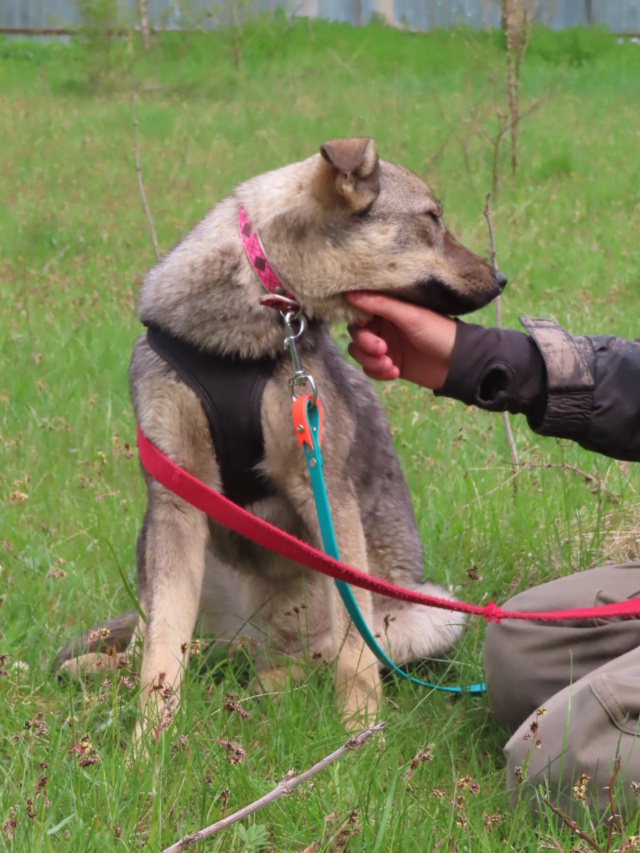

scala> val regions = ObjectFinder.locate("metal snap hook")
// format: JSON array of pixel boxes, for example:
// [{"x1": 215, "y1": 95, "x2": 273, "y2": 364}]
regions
[
  {"x1": 288, "y1": 373, "x2": 317, "y2": 405},
  {"x1": 281, "y1": 311, "x2": 318, "y2": 404}
]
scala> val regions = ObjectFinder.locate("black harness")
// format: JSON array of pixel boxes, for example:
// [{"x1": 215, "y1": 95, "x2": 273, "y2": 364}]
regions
[{"x1": 145, "y1": 325, "x2": 279, "y2": 507}]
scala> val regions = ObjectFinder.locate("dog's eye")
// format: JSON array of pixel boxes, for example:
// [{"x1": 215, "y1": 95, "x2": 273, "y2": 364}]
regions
[{"x1": 425, "y1": 211, "x2": 440, "y2": 224}]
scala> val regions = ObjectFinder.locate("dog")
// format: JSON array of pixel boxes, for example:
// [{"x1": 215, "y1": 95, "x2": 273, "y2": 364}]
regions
[{"x1": 58, "y1": 137, "x2": 506, "y2": 738}]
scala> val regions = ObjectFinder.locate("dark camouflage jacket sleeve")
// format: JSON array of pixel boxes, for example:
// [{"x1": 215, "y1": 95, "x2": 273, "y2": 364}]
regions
[{"x1": 437, "y1": 317, "x2": 640, "y2": 462}]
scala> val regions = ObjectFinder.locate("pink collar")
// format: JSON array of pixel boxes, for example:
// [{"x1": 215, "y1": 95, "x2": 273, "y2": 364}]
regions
[{"x1": 238, "y1": 205, "x2": 299, "y2": 311}]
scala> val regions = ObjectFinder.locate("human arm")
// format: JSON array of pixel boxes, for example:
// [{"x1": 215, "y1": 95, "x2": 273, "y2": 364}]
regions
[
  {"x1": 346, "y1": 292, "x2": 546, "y2": 419},
  {"x1": 346, "y1": 291, "x2": 640, "y2": 462}
]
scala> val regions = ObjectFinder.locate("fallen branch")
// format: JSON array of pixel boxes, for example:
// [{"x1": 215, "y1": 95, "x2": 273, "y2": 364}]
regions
[
  {"x1": 131, "y1": 91, "x2": 160, "y2": 263},
  {"x1": 483, "y1": 192, "x2": 519, "y2": 468},
  {"x1": 161, "y1": 722, "x2": 385, "y2": 852}
]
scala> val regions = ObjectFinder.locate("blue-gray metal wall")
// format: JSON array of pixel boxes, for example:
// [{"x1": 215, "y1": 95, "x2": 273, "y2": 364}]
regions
[{"x1": 2, "y1": 0, "x2": 640, "y2": 33}]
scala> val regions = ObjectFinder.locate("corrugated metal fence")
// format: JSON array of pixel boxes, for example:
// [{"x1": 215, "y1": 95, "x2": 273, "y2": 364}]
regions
[{"x1": 2, "y1": 0, "x2": 640, "y2": 34}]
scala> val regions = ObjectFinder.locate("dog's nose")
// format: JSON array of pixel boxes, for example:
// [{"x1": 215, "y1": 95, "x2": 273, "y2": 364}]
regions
[{"x1": 493, "y1": 270, "x2": 508, "y2": 292}]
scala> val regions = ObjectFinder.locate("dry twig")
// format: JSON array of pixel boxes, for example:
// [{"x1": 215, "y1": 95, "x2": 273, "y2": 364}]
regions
[
  {"x1": 131, "y1": 91, "x2": 160, "y2": 262},
  {"x1": 543, "y1": 797, "x2": 605, "y2": 853},
  {"x1": 542, "y1": 756, "x2": 623, "y2": 853},
  {"x1": 161, "y1": 722, "x2": 385, "y2": 852},
  {"x1": 483, "y1": 192, "x2": 519, "y2": 468}
]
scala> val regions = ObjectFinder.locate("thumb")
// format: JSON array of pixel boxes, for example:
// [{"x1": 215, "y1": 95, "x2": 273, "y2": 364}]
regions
[{"x1": 346, "y1": 291, "x2": 420, "y2": 331}]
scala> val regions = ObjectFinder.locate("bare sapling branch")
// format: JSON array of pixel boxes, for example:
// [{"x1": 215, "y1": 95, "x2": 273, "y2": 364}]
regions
[
  {"x1": 483, "y1": 193, "x2": 498, "y2": 271},
  {"x1": 161, "y1": 722, "x2": 386, "y2": 852},
  {"x1": 131, "y1": 91, "x2": 160, "y2": 262},
  {"x1": 501, "y1": 0, "x2": 538, "y2": 181},
  {"x1": 487, "y1": 84, "x2": 556, "y2": 200},
  {"x1": 483, "y1": 193, "x2": 518, "y2": 467}
]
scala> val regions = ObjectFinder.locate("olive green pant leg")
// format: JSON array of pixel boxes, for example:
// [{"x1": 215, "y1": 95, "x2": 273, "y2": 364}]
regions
[{"x1": 485, "y1": 562, "x2": 640, "y2": 817}]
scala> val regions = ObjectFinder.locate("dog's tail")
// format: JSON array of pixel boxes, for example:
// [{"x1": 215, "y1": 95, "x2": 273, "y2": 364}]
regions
[{"x1": 54, "y1": 611, "x2": 139, "y2": 675}]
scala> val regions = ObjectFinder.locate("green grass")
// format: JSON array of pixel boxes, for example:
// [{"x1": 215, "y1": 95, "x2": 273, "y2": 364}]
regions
[{"x1": 2, "y1": 19, "x2": 640, "y2": 851}]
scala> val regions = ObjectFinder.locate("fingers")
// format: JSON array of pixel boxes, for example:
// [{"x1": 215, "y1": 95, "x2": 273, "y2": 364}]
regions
[
  {"x1": 363, "y1": 365, "x2": 400, "y2": 381},
  {"x1": 347, "y1": 324, "x2": 388, "y2": 357},
  {"x1": 347, "y1": 321, "x2": 400, "y2": 381},
  {"x1": 347, "y1": 343, "x2": 400, "y2": 381}
]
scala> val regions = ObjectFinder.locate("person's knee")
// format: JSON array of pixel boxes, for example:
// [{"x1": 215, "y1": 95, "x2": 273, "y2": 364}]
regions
[
  {"x1": 485, "y1": 618, "x2": 540, "y2": 731},
  {"x1": 503, "y1": 657, "x2": 640, "y2": 821},
  {"x1": 484, "y1": 585, "x2": 554, "y2": 732},
  {"x1": 486, "y1": 565, "x2": 640, "y2": 732}
]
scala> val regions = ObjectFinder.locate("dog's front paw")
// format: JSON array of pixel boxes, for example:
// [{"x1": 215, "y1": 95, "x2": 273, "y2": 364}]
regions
[
  {"x1": 337, "y1": 667, "x2": 382, "y2": 730},
  {"x1": 251, "y1": 663, "x2": 305, "y2": 694}
]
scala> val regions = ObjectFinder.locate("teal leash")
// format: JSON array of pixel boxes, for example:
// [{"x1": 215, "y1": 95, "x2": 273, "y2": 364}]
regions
[{"x1": 297, "y1": 396, "x2": 486, "y2": 696}]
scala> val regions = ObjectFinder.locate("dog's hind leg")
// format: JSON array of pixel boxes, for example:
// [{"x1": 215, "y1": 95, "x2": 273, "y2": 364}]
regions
[
  {"x1": 324, "y1": 506, "x2": 382, "y2": 728},
  {"x1": 363, "y1": 490, "x2": 466, "y2": 670},
  {"x1": 280, "y1": 480, "x2": 381, "y2": 726},
  {"x1": 372, "y1": 584, "x2": 466, "y2": 667}
]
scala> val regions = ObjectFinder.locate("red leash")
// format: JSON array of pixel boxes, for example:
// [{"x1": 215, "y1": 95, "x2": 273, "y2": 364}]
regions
[{"x1": 137, "y1": 426, "x2": 640, "y2": 624}]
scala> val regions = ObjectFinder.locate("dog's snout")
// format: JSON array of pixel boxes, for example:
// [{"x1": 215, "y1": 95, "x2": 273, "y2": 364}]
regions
[{"x1": 493, "y1": 269, "x2": 508, "y2": 292}]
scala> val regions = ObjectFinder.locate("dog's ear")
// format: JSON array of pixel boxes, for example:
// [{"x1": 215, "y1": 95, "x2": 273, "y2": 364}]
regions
[{"x1": 315, "y1": 137, "x2": 380, "y2": 213}]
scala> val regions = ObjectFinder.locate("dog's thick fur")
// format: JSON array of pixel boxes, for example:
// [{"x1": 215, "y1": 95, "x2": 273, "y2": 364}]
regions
[{"x1": 58, "y1": 138, "x2": 504, "y2": 735}]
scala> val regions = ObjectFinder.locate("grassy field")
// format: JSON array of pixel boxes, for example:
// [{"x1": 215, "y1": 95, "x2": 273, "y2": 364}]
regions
[{"x1": 2, "y1": 19, "x2": 640, "y2": 851}]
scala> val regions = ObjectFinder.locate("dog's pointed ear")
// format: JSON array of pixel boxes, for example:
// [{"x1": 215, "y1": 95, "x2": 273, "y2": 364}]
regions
[
  {"x1": 320, "y1": 137, "x2": 378, "y2": 177},
  {"x1": 315, "y1": 137, "x2": 380, "y2": 213}
]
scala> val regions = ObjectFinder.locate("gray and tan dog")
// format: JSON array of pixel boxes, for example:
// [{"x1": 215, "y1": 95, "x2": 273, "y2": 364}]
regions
[{"x1": 59, "y1": 137, "x2": 505, "y2": 736}]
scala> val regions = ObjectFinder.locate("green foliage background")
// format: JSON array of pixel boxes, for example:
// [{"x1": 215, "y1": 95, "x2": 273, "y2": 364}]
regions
[{"x1": 1, "y1": 20, "x2": 640, "y2": 851}]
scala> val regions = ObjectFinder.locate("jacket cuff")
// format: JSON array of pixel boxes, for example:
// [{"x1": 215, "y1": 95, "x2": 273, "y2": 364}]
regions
[
  {"x1": 438, "y1": 321, "x2": 545, "y2": 418},
  {"x1": 519, "y1": 317, "x2": 595, "y2": 439}
]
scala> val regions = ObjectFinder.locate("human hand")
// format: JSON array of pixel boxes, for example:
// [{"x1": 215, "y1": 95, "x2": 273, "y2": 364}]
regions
[{"x1": 346, "y1": 292, "x2": 458, "y2": 390}]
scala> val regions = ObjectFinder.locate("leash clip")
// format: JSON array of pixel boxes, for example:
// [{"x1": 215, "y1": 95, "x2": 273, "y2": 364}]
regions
[{"x1": 282, "y1": 310, "x2": 317, "y2": 404}]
